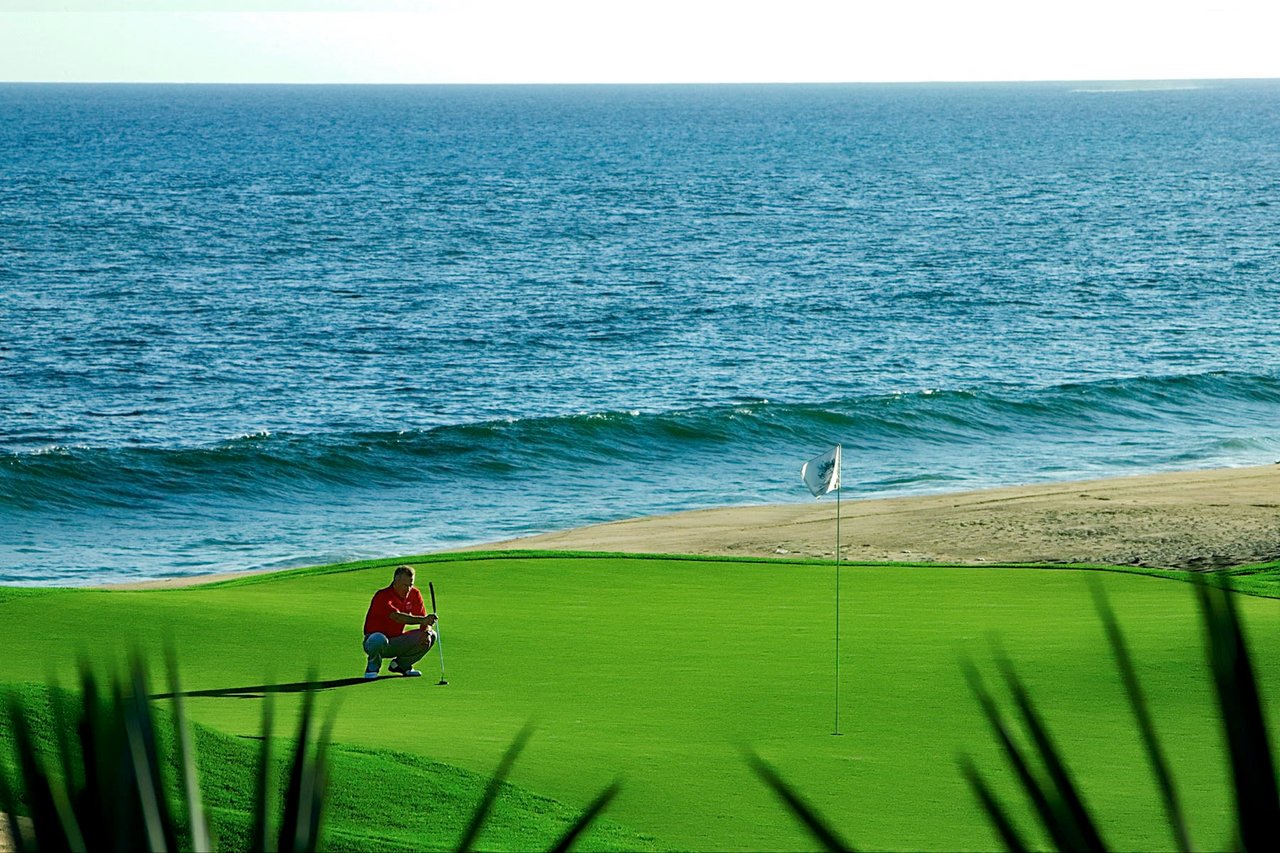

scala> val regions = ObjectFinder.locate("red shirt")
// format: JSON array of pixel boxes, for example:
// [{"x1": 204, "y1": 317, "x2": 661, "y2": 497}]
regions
[{"x1": 364, "y1": 585, "x2": 426, "y2": 637}]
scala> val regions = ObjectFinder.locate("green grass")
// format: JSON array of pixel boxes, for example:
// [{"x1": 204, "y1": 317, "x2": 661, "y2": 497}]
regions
[
  {"x1": 3, "y1": 553, "x2": 1278, "y2": 850},
  {"x1": 0, "y1": 682, "x2": 652, "y2": 852}
]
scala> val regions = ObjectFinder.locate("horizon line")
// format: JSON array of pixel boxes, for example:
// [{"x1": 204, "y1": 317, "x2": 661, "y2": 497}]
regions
[{"x1": 4, "y1": 76, "x2": 1279, "y2": 87}]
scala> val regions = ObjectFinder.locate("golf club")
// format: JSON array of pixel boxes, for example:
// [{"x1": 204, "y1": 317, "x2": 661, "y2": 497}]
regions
[{"x1": 429, "y1": 581, "x2": 447, "y2": 685}]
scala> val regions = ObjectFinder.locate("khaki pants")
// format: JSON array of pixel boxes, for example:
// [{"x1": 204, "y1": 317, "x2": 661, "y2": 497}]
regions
[{"x1": 363, "y1": 628, "x2": 435, "y2": 670}]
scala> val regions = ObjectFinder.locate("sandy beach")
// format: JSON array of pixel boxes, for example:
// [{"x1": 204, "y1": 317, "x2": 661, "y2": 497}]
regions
[
  {"x1": 105, "y1": 464, "x2": 1280, "y2": 591},
  {"x1": 466, "y1": 464, "x2": 1280, "y2": 569}
]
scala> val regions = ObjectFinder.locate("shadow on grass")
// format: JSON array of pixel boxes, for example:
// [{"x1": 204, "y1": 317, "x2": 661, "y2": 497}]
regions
[{"x1": 151, "y1": 676, "x2": 379, "y2": 700}]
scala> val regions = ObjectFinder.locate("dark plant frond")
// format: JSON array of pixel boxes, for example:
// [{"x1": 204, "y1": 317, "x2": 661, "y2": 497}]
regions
[
  {"x1": 75, "y1": 667, "x2": 108, "y2": 847},
  {"x1": 4, "y1": 656, "x2": 336, "y2": 853},
  {"x1": 166, "y1": 649, "x2": 211, "y2": 853},
  {"x1": 304, "y1": 702, "x2": 340, "y2": 853},
  {"x1": 456, "y1": 723, "x2": 535, "y2": 853},
  {"x1": 1090, "y1": 582, "x2": 1191, "y2": 851},
  {"x1": 958, "y1": 755, "x2": 1030, "y2": 853},
  {"x1": 963, "y1": 662, "x2": 1081, "y2": 851},
  {"x1": 0, "y1": 735, "x2": 30, "y2": 853},
  {"x1": 745, "y1": 749, "x2": 855, "y2": 852},
  {"x1": 547, "y1": 780, "x2": 621, "y2": 853},
  {"x1": 1196, "y1": 576, "x2": 1280, "y2": 851},
  {"x1": 4, "y1": 694, "x2": 85, "y2": 852},
  {"x1": 279, "y1": 681, "x2": 329, "y2": 853},
  {"x1": 996, "y1": 658, "x2": 1107, "y2": 853},
  {"x1": 46, "y1": 677, "x2": 81, "y2": 808},
  {"x1": 124, "y1": 654, "x2": 180, "y2": 852},
  {"x1": 107, "y1": 678, "x2": 147, "y2": 851},
  {"x1": 249, "y1": 692, "x2": 275, "y2": 853}
]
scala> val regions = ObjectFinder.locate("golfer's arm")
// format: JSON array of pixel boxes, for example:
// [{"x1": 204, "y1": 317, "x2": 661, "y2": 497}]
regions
[{"x1": 388, "y1": 611, "x2": 430, "y2": 625}]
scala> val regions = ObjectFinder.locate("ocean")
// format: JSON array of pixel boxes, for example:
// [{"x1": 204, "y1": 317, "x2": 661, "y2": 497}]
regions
[{"x1": 2, "y1": 81, "x2": 1279, "y2": 585}]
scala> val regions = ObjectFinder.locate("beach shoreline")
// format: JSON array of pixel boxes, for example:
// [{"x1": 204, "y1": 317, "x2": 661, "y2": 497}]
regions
[{"x1": 99, "y1": 463, "x2": 1280, "y2": 590}]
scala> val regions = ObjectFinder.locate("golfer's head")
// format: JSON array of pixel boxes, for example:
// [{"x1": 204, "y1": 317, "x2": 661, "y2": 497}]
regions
[{"x1": 392, "y1": 564, "x2": 415, "y2": 595}]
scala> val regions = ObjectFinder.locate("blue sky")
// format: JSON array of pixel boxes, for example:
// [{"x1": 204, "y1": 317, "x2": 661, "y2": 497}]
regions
[{"x1": 2, "y1": 1, "x2": 1278, "y2": 84}]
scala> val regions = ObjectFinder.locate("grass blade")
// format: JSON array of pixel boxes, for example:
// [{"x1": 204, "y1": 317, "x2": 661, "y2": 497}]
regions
[
  {"x1": 745, "y1": 750, "x2": 855, "y2": 852},
  {"x1": 457, "y1": 724, "x2": 534, "y2": 853},
  {"x1": 958, "y1": 755, "x2": 1030, "y2": 853},
  {"x1": 1197, "y1": 577, "x2": 1280, "y2": 851},
  {"x1": 1091, "y1": 582, "x2": 1191, "y2": 851},
  {"x1": 997, "y1": 658, "x2": 1107, "y2": 853},
  {"x1": 166, "y1": 649, "x2": 211, "y2": 852},
  {"x1": 547, "y1": 780, "x2": 621, "y2": 853}
]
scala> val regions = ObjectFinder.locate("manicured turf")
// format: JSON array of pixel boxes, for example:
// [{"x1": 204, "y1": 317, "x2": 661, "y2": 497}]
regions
[
  {"x1": 2, "y1": 554, "x2": 1278, "y2": 850},
  {"x1": 0, "y1": 683, "x2": 653, "y2": 852}
]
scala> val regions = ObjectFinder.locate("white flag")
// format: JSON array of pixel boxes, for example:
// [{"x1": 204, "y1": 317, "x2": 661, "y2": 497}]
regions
[{"x1": 801, "y1": 445, "x2": 841, "y2": 497}]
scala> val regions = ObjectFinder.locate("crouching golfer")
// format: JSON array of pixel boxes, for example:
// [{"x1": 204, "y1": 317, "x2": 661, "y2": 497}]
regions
[{"x1": 363, "y1": 564, "x2": 437, "y2": 679}]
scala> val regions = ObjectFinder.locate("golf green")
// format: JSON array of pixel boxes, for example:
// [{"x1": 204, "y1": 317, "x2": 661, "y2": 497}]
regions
[{"x1": 2, "y1": 554, "x2": 1277, "y2": 850}]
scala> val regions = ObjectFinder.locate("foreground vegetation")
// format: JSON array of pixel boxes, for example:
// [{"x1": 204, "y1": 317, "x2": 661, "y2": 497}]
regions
[{"x1": 2, "y1": 553, "x2": 1278, "y2": 849}]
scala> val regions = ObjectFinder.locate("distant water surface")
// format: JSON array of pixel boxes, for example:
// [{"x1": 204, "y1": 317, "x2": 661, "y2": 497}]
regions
[{"x1": 2, "y1": 81, "x2": 1279, "y2": 584}]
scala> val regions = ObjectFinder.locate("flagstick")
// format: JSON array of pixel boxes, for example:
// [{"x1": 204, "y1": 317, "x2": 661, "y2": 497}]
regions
[
  {"x1": 834, "y1": 483, "x2": 842, "y2": 737},
  {"x1": 801, "y1": 444, "x2": 844, "y2": 738}
]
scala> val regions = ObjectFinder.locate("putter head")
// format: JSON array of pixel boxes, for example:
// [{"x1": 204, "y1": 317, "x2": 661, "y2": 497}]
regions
[{"x1": 437, "y1": 679, "x2": 448, "y2": 686}]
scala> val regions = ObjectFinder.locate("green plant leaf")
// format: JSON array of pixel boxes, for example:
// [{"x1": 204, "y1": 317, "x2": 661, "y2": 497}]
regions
[
  {"x1": 166, "y1": 648, "x2": 212, "y2": 852},
  {"x1": 122, "y1": 660, "x2": 173, "y2": 852}
]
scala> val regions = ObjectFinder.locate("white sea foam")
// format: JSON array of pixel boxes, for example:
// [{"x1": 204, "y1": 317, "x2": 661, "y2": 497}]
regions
[{"x1": 1072, "y1": 83, "x2": 1205, "y2": 93}]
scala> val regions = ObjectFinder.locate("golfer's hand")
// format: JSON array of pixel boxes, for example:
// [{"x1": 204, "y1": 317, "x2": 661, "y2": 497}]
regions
[{"x1": 425, "y1": 613, "x2": 438, "y2": 627}]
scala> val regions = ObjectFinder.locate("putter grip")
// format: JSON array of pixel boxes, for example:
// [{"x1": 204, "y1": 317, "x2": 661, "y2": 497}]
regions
[{"x1": 429, "y1": 581, "x2": 437, "y2": 614}]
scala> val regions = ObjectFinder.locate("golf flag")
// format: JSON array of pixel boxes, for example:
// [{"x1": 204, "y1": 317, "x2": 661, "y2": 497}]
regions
[{"x1": 801, "y1": 445, "x2": 842, "y2": 497}]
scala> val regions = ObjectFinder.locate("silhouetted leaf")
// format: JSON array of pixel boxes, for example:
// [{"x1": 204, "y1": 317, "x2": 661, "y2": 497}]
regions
[
  {"x1": 959, "y1": 755, "x2": 1030, "y2": 853},
  {"x1": 997, "y1": 658, "x2": 1106, "y2": 853},
  {"x1": 249, "y1": 693, "x2": 275, "y2": 853},
  {"x1": 5, "y1": 695, "x2": 84, "y2": 852},
  {"x1": 457, "y1": 724, "x2": 534, "y2": 853},
  {"x1": 1196, "y1": 577, "x2": 1280, "y2": 851},
  {"x1": 548, "y1": 780, "x2": 621, "y2": 853},
  {"x1": 746, "y1": 750, "x2": 855, "y2": 852},
  {"x1": 0, "y1": 742, "x2": 29, "y2": 853},
  {"x1": 964, "y1": 662, "x2": 1077, "y2": 851},
  {"x1": 1091, "y1": 582, "x2": 1190, "y2": 851},
  {"x1": 279, "y1": 683, "x2": 317, "y2": 853},
  {"x1": 167, "y1": 649, "x2": 211, "y2": 852}
]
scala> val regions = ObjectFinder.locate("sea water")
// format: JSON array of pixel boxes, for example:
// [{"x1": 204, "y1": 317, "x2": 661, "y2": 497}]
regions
[{"x1": 2, "y1": 81, "x2": 1279, "y2": 584}]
